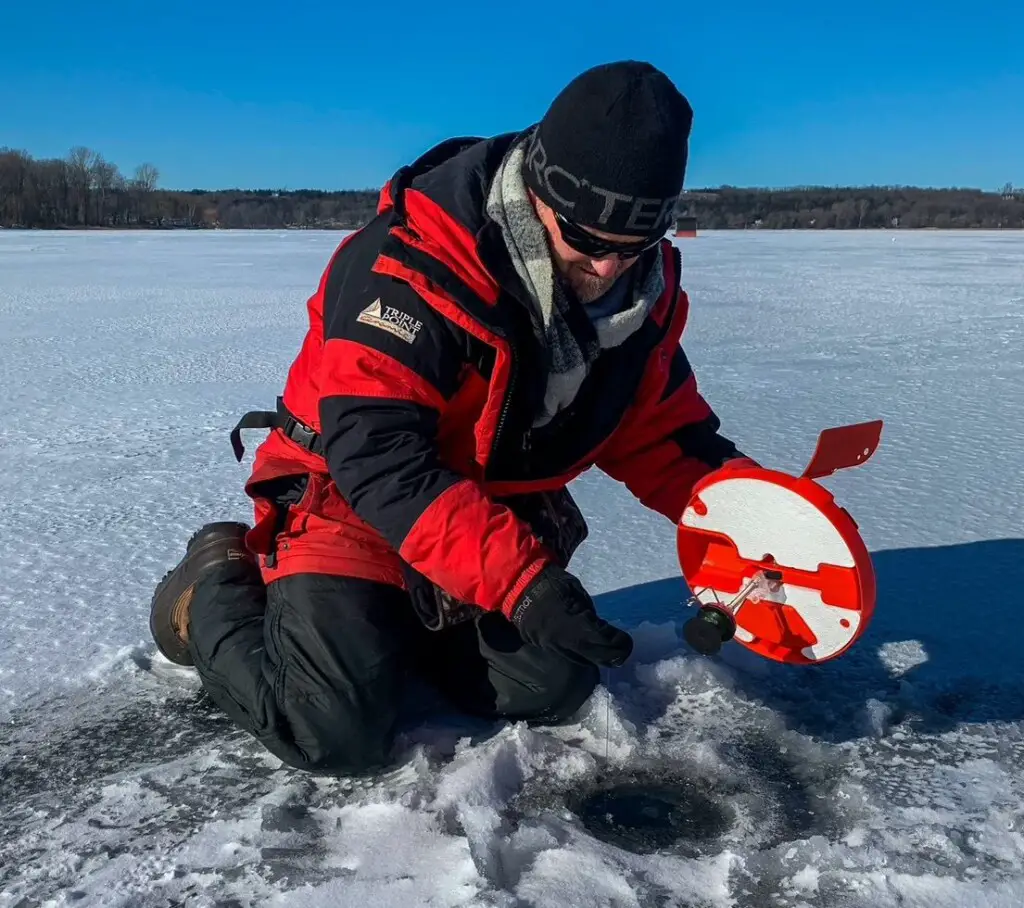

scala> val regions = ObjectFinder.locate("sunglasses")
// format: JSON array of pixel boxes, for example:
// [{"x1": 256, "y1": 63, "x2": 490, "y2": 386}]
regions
[{"x1": 554, "y1": 212, "x2": 664, "y2": 260}]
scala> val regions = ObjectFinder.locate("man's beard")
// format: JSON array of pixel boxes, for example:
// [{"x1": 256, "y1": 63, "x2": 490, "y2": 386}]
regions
[{"x1": 561, "y1": 264, "x2": 617, "y2": 304}]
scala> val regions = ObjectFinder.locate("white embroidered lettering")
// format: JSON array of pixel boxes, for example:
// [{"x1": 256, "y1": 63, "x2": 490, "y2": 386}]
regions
[{"x1": 356, "y1": 298, "x2": 423, "y2": 344}]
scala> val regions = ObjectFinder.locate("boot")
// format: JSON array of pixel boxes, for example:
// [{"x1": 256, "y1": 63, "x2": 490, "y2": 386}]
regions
[{"x1": 149, "y1": 521, "x2": 258, "y2": 665}]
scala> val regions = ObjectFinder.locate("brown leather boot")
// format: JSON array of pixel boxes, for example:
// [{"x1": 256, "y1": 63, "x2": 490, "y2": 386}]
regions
[{"x1": 149, "y1": 521, "x2": 258, "y2": 665}]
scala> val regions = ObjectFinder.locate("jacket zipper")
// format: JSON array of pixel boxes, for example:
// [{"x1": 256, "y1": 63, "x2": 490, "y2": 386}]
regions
[
  {"x1": 565, "y1": 282, "x2": 681, "y2": 477},
  {"x1": 489, "y1": 353, "x2": 520, "y2": 478},
  {"x1": 557, "y1": 245, "x2": 682, "y2": 477},
  {"x1": 488, "y1": 243, "x2": 681, "y2": 482},
  {"x1": 491, "y1": 291, "x2": 681, "y2": 482}
]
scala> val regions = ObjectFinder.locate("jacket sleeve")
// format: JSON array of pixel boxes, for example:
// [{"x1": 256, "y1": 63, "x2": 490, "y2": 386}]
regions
[
  {"x1": 597, "y1": 303, "x2": 746, "y2": 523},
  {"x1": 317, "y1": 274, "x2": 550, "y2": 615}
]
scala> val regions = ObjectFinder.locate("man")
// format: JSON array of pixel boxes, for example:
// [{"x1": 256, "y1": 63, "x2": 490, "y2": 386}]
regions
[{"x1": 150, "y1": 61, "x2": 749, "y2": 774}]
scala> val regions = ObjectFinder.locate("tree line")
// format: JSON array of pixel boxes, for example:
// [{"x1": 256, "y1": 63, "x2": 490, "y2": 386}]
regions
[
  {"x1": 679, "y1": 184, "x2": 1024, "y2": 229},
  {"x1": 2, "y1": 146, "x2": 1022, "y2": 230}
]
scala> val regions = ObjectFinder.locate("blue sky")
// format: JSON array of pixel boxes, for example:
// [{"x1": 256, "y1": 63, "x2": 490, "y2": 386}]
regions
[{"x1": 2, "y1": 1, "x2": 1021, "y2": 191}]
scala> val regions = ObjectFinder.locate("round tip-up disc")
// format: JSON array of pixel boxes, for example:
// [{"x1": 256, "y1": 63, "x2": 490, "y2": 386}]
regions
[{"x1": 677, "y1": 463, "x2": 875, "y2": 664}]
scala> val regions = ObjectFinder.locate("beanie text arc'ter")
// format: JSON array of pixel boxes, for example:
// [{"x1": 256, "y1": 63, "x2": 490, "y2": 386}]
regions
[{"x1": 520, "y1": 60, "x2": 694, "y2": 238}]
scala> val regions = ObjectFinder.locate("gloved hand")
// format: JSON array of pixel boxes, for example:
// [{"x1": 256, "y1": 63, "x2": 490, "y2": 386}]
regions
[{"x1": 509, "y1": 563, "x2": 633, "y2": 667}]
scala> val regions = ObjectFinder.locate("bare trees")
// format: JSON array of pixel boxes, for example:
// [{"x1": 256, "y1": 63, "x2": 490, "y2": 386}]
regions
[
  {"x1": 0, "y1": 147, "x2": 169, "y2": 227},
  {"x1": 2, "y1": 145, "x2": 1022, "y2": 230},
  {"x1": 133, "y1": 163, "x2": 159, "y2": 193},
  {"x1": 678, "y1": 186, "x2": 1024, "y2": 230},
  {"x1": 0, "y1": 149, "x2": 30, "y2": 226}
]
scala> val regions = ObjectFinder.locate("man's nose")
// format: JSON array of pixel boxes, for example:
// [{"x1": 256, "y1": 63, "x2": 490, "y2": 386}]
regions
[{"x1": 588, "y1": 256, "x2": 623, "y2": 279}]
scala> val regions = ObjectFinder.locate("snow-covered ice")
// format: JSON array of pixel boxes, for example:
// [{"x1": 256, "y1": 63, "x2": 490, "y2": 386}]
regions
[{"x1": 0, "y1": 228, "x2": 1022, "y2": 907}]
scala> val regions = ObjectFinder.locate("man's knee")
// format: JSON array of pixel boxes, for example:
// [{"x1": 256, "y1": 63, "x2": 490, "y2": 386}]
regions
[
  {"x1": 261, "y1": 718, "x2": 393, "y2": 776},
  {"x1": 189, "y1": 569, "x2": 413, "y2": 775},
  {"x1": 254, "y1": 574, "x2": 412, "y2": 774}
]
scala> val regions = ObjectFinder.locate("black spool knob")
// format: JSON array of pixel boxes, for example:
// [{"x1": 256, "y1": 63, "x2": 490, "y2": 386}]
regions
[{"x1": 683, "y1": 606, "x2": 737, "y2": 656}]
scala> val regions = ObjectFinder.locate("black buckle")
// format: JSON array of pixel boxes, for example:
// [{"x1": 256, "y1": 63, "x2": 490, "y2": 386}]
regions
[
  {"x1": 230, "y1": 398, "x2": 323, "y2": 462},
  {"x1": 276, "y1": 397, "x2": 322, "y2": 456},
  {"x1": 283, "y1": 414, "x2": 318, "y2": 451}
]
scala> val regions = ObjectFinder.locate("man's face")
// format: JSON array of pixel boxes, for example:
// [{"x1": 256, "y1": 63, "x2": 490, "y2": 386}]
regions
[{"x1": 531, "y1": 193, "x2": 652, "y2": 303}]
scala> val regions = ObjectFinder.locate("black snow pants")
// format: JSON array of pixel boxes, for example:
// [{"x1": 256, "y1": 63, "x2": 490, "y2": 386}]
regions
[{"x1": 186, "y1": 562, "x2": 600, "y2": 774}]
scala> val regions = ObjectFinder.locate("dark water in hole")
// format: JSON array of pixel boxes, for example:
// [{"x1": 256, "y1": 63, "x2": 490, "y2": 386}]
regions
[
  {"x1": 509, "y1": 763, "x2": 744, "y2": 858},
  {"x1": 510, "y1": 732, "x2": 850, "y2": 858},
  {"x1": 569, "y1": 778, "x2": 733, "y2": 853}
]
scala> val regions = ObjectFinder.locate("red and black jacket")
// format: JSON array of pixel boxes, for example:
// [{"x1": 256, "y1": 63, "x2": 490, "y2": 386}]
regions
[{"x1": 238, "y1": 132, "x2": 742, "y2": 618}]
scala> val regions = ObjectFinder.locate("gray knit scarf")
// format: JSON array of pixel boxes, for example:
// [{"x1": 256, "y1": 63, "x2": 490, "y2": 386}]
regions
[{"x1": 485, "y1": 134, "x2": 665, "y2": 427}]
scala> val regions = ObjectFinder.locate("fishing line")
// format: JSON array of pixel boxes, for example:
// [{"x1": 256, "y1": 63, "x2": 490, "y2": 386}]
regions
[{"x1": 604, "y1": 665, "x2": 610, "y2": 764}]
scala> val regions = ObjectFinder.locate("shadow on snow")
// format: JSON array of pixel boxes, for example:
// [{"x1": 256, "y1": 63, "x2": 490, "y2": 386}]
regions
[{"x1": 595, "y1": 537, "x2": 1024, "y2": 743}]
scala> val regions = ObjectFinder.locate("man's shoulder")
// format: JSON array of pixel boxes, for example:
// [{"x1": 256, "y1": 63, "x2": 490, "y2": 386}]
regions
[
  {"x1": 406, "y1": 132, "x2": 521, "y2": 234},
  {"x1": 320, "y1": 222, "x2": 478, "y2": 367}
]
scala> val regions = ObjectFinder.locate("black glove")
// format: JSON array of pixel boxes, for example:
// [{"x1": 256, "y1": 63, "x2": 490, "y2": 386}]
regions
[{"x1": 509, "y1": 564, "x2": 633, "y2": 667}]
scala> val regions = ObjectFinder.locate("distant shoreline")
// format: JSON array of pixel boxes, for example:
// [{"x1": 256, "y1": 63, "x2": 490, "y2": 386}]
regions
[
  {"x1": 4, "y1": 147, "x2": 1022, "y2": 230},
  {"x1": 4, "y1": 224, "x2": 1024, "y2": 232}
]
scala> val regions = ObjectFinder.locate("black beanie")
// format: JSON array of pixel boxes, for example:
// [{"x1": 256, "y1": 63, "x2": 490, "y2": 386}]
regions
[{"x1": 521, "y1": 61, "x2": 693, "y2": 237}]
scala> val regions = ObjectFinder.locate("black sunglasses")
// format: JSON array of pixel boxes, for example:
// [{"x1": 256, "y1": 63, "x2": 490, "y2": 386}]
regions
[{"x1": 554, "y1": 212, "x2": 664, "y2": 259}]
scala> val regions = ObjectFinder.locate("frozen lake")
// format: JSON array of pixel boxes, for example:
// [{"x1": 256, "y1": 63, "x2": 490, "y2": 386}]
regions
[{"x1": 0, "y1": 228, "x2": 1022, "y2": 907}]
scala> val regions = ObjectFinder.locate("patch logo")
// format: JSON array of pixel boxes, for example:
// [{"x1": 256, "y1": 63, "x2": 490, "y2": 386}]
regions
[{"x1": 356, "y1": 298, "x2": 423, "y2": 344}]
